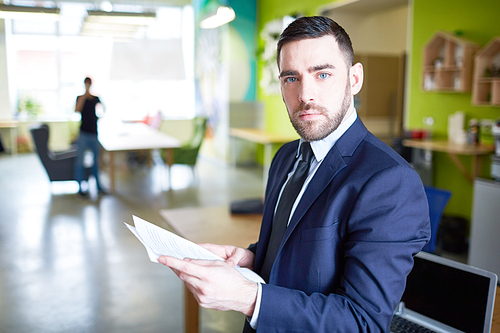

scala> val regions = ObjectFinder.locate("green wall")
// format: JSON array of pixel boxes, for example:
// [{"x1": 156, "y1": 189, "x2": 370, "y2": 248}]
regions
[
  {"x1": 409, "y1": 0, "x2": 500, "y2": 221},
  {"x1": 256, "y1": 0, "x2": 333, "y2": 137},
  {"x1": 255, "y1": 0, "x2": 500, "y2": 222}
]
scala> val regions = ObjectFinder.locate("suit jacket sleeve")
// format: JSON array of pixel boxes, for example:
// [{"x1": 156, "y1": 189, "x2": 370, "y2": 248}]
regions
[{"x1": 253, "y1": 124, "x2": 431, "y2": 332}]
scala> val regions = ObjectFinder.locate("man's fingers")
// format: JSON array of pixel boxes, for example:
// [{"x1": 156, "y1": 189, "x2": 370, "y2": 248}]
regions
[
  {"x1": 158, "y1": 256, "x2": 225, "y2": 278},
  {"x1": 159, "y1": 256, "x2": 197, "y2": 278},
  {"x1": 224, "y1": 257, "x2": 239, "y2": 267},
  {"x1": 198, "y1": 243, "x2": 227, "y2": 258},
  {"x1": 158, "y1": 256, "x2": 185, "y2": 269}
]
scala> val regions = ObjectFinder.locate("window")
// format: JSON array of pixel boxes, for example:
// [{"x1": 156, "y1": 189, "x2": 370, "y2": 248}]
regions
[{"x1": 6, "y1": 3, "x2": 195, "y2": 121}]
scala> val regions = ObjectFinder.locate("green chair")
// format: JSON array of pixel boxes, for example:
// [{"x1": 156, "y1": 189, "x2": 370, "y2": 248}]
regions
[{"x1": 164, "y1": 117, "x2": 207, "y2": 176}]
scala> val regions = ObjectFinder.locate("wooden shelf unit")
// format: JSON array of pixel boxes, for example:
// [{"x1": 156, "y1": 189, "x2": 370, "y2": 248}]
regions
[
  {"x1": 422, "y1": 31, "x2": 480, "y2": 92},
  {"x1": 472, "y1": 37, "x2": 500, "y2": 106}
]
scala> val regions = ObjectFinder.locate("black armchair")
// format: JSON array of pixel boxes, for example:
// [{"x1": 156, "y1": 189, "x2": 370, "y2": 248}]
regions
[{"x1": 30, "y1": 124, "x2": 89, "y2": 182}]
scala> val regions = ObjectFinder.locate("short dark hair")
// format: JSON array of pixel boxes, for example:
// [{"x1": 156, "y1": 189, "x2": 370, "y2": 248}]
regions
[
  {"x1": 84, "y1": 77, "x2": 92, "y2": 85},
  {"x1": 277, "y1": 16, "x2": 354, "y2": 69}
]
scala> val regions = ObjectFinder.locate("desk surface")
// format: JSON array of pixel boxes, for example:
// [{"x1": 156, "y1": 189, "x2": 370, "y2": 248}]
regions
[
  {"x1": 99, "y1": 122, "x2": 180, "y2": 152},
  {"x1": 160, "y1": 206, "x2": 263, "y2": 333},
  {"x1": 402, "y1": 139, "x2": 495, "y2": 184},
  {"x1": 160, "y1": 206, "x2": 262, "y2": 248},
  {"x1": 0, "y1": 121, "x2": 18, "y2": 128},
  {"x1": 402, "y1": 139, "x2": 495, "y2": 155},
  {"x1": 494, "y1": 286, "x2": 500, "y2": 332},
  {"x1": 229, "y1": 128, "x2": 298, "y2": 145}
]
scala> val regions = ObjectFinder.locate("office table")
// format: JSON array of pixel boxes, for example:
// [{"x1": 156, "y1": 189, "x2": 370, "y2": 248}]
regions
[
  {"x1": 98, "y1": 122, "x2": 180, "y2": 192},
  {"x1": 0, "y1": 121, "x2": 18, "y2": 154},
  {"x1": 494, "y1": 286, "x2": 500, "y2": 332},
  {"x1": 402, "y1": 139, "x2": 494, "y2": 184},
  {"x1": 160, "y1": 206, "x2": 262, "y2": 333},
  {"x1": 160, "y1": 205, "x2": 500, "y2": 333},
  {"x1": 229, "y1": 128, "x2": 298, "y2": 185}
]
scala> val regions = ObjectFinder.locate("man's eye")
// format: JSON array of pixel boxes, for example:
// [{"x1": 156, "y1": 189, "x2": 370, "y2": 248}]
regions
[
  {"x1": 284, "y1": 77, "x2": 296, "y2": 83},
  {"x1": 318, "y1": 73, "x2": 330, "y2": 79}
]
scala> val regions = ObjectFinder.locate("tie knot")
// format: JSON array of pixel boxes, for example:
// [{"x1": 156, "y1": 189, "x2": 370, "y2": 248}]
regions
[{"x1": 300, "y1": 142, "x2": 313, "y2": 163}]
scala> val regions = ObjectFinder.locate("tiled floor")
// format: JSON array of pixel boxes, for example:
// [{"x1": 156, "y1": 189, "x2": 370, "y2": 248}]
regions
[
  {"x1": 0, "y1": 149, "x2": 471, "y2": 333},
  {"x1": 0, "y1": 152, "x2": 264, "y2": 333}
]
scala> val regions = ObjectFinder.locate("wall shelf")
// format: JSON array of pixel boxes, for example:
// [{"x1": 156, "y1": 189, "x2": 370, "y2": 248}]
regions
[
  {"x1": 422, "y1": 31, "x2": 480, "y2": 92},
  {"x1": 472, "y1": 37, "x2": 500, "y2": 106}
]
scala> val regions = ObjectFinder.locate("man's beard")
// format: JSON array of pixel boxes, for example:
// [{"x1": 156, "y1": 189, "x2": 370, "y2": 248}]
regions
[{"x1": 288, "y1": 82, "x2": 351, "y2": 142}]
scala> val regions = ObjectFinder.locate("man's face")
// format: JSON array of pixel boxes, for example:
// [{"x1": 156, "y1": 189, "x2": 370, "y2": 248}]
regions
[{"x1": 278, "y1": 35, "x2": 362, "y2": 142}]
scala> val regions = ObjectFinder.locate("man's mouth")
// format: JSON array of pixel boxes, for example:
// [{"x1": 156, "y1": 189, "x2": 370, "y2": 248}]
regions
[{"x1": 297, "y1": 109, "x2": 323, "y2": 121}]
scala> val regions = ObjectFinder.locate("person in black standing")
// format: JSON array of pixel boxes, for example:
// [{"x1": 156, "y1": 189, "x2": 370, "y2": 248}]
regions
[{"x1": 74, "y1": 77, "x2": 105, "y2": 197}]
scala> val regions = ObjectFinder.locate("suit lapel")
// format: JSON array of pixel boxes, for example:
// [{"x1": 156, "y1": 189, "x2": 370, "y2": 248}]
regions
[
  {"x1": 281, "y1": 147, "x2": 346, "y2": 244},
  {"x1": 281, "y1": 118, "x2": 368, "y2": 246}
]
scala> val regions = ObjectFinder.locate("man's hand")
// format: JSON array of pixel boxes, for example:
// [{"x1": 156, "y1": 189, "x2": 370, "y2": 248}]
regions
[
  {"x1": 75, "y1": 94, "x2": 91, "y2": 112},
  {"x1": 158, "y1": 256, "x2": 258, "y2": 316},
  {"x1": 198, "y1": 243, "x2": 255, "y2": 269}
]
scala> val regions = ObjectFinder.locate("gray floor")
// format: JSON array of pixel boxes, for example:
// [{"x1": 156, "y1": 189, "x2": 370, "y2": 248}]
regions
[{"x1": 0, "y1": 151, "x2": 265, "y2": 333}]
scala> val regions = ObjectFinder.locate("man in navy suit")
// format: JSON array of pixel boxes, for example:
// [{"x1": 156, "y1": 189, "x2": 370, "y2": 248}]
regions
[{"x1": 160, "y1": 16, "x2": 430, "y2": 332}]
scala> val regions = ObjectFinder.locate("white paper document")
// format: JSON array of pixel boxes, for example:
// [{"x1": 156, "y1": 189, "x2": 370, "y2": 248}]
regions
[{"x1": 125, "y1": 215, "x2": 264, "y2": 284}]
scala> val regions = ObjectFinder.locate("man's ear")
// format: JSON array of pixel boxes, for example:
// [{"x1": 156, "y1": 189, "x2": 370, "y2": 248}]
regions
[{"x1": 350, "y1": 62, "x2": 364, "y2": 95}]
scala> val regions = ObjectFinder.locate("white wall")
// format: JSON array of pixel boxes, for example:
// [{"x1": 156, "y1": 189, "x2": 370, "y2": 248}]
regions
[
  {"x1": 228, "y1": 26, "x2": 250, "y2": 102},
  {"x1": 329, "y1": 5, "x2": 408, "y2": 55},
  {"x1": 326, "y1": 6, "x2": 409, "y2": 140},
  {"x1": 0, "y1": 20, "x2": 12, "y2": 120},
  {"x1": 14, "y1": 118, "x2": 194, "y2": 153}
]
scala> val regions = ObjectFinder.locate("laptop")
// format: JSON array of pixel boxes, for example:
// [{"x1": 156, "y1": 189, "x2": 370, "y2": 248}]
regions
[{"x1": 391, "y1": 251, "x2": 498, "y2": 333}]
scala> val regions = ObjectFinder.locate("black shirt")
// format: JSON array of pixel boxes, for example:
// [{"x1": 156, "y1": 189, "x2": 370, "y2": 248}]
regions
[{"x1": 78, "y1": 96, "x2": 101, "y2": 134}]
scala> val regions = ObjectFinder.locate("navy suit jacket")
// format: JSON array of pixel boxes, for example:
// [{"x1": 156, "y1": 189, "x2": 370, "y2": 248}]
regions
[{"x1": 246, "y1": 118, "x2": 430, "y2": 332}]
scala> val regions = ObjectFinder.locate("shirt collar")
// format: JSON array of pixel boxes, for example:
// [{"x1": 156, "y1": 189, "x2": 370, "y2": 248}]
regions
[{"x1": 298, "y1": 110, "x2": 358, "y2": 162}]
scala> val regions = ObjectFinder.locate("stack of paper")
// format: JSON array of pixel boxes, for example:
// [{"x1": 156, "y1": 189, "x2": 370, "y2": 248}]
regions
[{"x1": 125, "y1": 215, "x2": 264, "y2": 284}]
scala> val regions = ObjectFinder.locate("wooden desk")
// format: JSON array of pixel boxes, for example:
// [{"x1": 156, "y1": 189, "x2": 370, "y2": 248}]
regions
[
  {"x1": 98, "y1": 122, "x2": 180, "y2": 191},
  {"x1": 0, "y1": 121, "x2": 18, "y2": 154},
  {"x1": 493, "y1": 286, "x2": 500, "y2": 332},
  {"x1": 160, "y1": 206, "x2": 262, "y2": 333},
  {"x1": 229, "y1": 128, "x2": 298, "y2": 185},
  {"x1": 402, "y1": 139, "x2": 495, "y2": 184},
  {"x1": 160, "y1": 206, "x2": 500, "y2": 333}
]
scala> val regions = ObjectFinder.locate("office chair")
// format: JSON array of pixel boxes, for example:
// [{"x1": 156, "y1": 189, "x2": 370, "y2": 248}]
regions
[
  {"x1": 422, "y1": 185, "x2": 452, "y2": 253},
  {"x1": 163, "y1": 117, "x2": 207, "y2": 170},
  {"x1": 30, "y1": 124, "x2": 90, "y2": 182}
]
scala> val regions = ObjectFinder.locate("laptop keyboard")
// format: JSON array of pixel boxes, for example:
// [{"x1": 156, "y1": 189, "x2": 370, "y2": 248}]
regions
[{"x1": 390, "y1": 315, "x2": 438, "y2": 333}]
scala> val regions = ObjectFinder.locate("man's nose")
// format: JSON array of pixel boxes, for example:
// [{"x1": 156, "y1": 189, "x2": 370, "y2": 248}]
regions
[{"x1": 298, "y1": 78, "x2": 315, "y2": 103}]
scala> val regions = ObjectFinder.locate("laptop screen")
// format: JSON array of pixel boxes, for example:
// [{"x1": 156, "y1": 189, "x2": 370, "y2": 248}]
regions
[{"x1": 401, "y1": 252, "x2": 497, "y2": 333}]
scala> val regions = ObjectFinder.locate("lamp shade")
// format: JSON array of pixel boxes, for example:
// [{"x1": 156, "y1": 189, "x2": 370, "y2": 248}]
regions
[
  {"x1": 81, "y1": 10, "x2": 156, "y2": 37},
  {"x1": 0, "y1": 4, "x2": 60, "y2": 20},
  {"x1": 85, "y1": 10, "x2": 156, "y2": 25},
  {"x1": 200, "y1": 5, "x2": 235, "y2": 29}
]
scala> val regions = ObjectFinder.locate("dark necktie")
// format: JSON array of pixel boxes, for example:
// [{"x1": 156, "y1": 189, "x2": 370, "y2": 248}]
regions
[{"x1": 260, "y1": 142, "x2": 313, "y2": 283}]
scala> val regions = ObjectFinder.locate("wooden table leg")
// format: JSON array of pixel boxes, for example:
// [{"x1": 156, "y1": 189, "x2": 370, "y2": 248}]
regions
[
  {"x1": 11, "y1": 127, "x2": 17, "y2": 155},
  {"x1": 147, "y1": 150, "x2": 153, "y2": 167},
  {"x1": 165, "y1": 148, "x2": 173, "y2": 189},
  {"x1": 165, "y1": 148, "x2": 174, "y2": 166},
  {"x1": 184, "y1": 285, "x2": 199, "y2": 333},
  {"x1": 472, "y1": 155, "x2": 482, "y2": 180},
  {"x1": 447, "y1": 153, "x2": 474, "y2": 184},
  {"x1": 109, "y1": 151, "x2": 116, "y2": 192}
]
